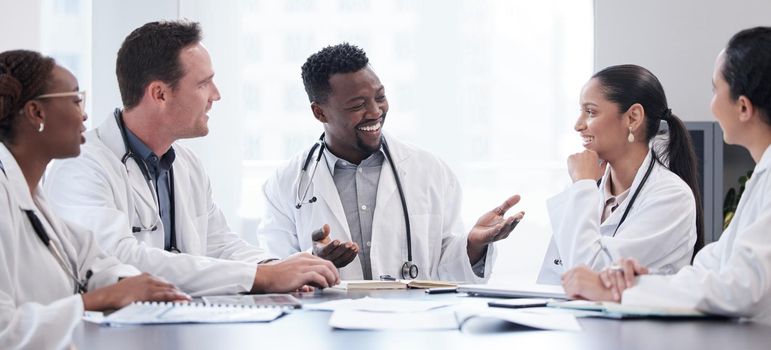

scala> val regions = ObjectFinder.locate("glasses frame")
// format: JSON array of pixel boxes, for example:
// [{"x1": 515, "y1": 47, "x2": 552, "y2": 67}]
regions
[{"x1": 34, "y1": 91, "x2": 87, "y2": 115}]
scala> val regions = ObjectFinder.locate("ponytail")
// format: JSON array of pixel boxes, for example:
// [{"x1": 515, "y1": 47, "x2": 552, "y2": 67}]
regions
[
  {"x1": 659, "y1": 110, "x2": 704, "y2": 255},
  {"x1": 593, "y1": 64, "x2": 705, "y2": 258}
]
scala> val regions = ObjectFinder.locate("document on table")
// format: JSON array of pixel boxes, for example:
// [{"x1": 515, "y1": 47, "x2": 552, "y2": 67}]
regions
[
  {"x1": 327, "y1": 303, "x2": 581, "y2": 331},
  {"x1": 547, "y1": 300, "x2": 709, "y2": 319},
  {"x1": 304, "y1": 297, "x2": 457, "y2": 312},
  {"x1": 456, "y1": 307, "x2": 581, "y2": 331},
  {"x1": 329, "y1": 309, "x2": 460, "y2": 330},
  {"x1": 84, "y1": 301, "x2": 284, "y2": 326}
]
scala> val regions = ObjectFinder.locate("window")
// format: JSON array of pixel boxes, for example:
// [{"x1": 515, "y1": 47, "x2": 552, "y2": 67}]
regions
[
  {"x1": 34, "y1": 0, "x2": 592, "y2": 282},
  {"x1": 180, "y1": 0, "x2": 594, "y2": 282},
  {"x1": 40, "y1": 0, "x2": 93, "y2": 123}
]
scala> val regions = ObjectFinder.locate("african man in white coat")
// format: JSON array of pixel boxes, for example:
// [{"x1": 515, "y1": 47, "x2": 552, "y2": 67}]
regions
[{"x1": 257, "y1": 43, "x2": 525, "y2": 282}]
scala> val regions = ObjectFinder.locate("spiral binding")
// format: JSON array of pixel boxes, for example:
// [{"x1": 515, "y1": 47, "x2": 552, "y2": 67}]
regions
[{"x1": 132, "y1": 300, "x2": 298, "y2": 311}]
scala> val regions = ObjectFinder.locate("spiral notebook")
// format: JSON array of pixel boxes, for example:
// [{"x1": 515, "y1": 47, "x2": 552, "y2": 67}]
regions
[
  {"x1": 89, "y1": 301, "x2": 285, "y2": 326},
  {"x1": 202, "y1": 294, "x2": 302, "y2": 310}
]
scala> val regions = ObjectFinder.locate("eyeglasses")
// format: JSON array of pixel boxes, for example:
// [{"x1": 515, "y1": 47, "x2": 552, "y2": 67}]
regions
[{"x1": 34, "y1": 91, "x2": 87, "y2": 115}]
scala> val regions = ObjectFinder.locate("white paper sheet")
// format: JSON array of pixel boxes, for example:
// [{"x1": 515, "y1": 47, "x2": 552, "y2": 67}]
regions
[
  {"x1": 327, "y1": 303, "x2": 581, "y2": 332},
  {"x1": 456, "y1": 307, "x2": 582, "y2": 331},
  {"x1": 329, "y1": 309, "x2": 459, "y2": 330},
  {"x1": 304, "y1": 297, "x2": 457, "y2": 313}
]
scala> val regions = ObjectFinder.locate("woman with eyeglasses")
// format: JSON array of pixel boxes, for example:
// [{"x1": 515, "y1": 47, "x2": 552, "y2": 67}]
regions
[
  {"x1": 562, "y1": 27, "x2": 771, "y2": 324},
  {"x1": 0, "y1": 50, "x2": 190, "y2": 349}
]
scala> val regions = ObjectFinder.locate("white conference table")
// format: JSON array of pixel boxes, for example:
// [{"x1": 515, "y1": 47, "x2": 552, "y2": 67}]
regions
[{"x1": 72, "y1": 288, "x2": 771, "y2": 350}]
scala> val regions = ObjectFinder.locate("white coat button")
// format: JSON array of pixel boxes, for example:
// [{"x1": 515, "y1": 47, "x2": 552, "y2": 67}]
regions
[
  {"x1": 361, "y1": 205, "x2": 367, "y2": 210},
  {"x1": 366, "y1": 241, "x2": 371, "y2": 247}
]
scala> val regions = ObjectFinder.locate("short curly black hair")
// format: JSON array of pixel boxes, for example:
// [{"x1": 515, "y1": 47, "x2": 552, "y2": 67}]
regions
[{"x1": 301, "y1": 43, "x2": 369, "y2": 103}]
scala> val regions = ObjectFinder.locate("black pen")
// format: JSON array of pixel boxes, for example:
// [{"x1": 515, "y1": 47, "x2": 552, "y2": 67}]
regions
[{"x1": 425, "y1": 287, "x2": 457, "y2": 294}]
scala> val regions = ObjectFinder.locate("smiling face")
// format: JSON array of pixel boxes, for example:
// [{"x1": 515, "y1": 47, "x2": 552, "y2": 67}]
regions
[
  {"x1": 37, "y1": 65, "x2": 87, "y2": 158},
  {"x1": 313, "y1": 66, "x2": 388, "y2": 164},
  {"x1": 164, "y1": 43, "x2": 221, "y2": 140},
  {"x1": 575, "y1": 78, "x2": 630, "y2": 160}
]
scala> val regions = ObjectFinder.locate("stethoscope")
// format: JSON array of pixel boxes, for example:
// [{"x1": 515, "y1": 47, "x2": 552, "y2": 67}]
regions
[
  {"x1": 296, "y1": 133, "x2": 418, "y2": 279},
  {"x1": 553, "y1": 150, "x2": 658, "y2": 266},
  {"x1": 114, "y1": 109, "x2": 180, "y2": 253},
  {"x1": 1, "y1": 161, "x2": 90, "y2": 294},
  {"x1": 24, "y1": 210, "x2": 90, "y2": 294}
]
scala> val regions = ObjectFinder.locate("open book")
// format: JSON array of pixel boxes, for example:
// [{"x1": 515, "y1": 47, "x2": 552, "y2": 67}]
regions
[
  {"x1": 86, "y1": 301, "x2": 285, "y2": 326},
  {"x1": 332, "y1": 279, "x2": 459, "y2": 290},
  {"x1": 547, "y1": 300, "x2": 709, "y2": 319}
]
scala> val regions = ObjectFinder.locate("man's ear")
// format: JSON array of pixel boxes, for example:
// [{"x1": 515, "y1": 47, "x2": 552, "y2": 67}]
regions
[
  {"x1": 311, "y1": 102, "x2": 327, "y2": 123},
  {"x1": 146, "y1": 81, "x2": 168, "y2": 105}
]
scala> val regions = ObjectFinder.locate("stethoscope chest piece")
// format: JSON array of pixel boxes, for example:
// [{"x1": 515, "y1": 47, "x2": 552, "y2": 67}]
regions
[{"x1": 401, "y1": 261, "x2": 419, "y2": 279}]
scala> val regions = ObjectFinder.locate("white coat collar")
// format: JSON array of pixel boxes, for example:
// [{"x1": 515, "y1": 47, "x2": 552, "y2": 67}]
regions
[
  {"x1": 597, "y1": 148, "x2": 657, "y2": 228},
  {"x1": 319, "y1": 132, "x2": 410, "y2": 172},
  {"x1": 754, "y1": 144, "x2": 771, "y2": 176},
  {"x1": 92, "y1": 109, "x2": 158, "y2": 213},
  {"x1": 308, "y1": 133, "x2": 410, "y2": 240},
  {"x1": 0, "y1": 143, "x2": 39, "y2": 211},
  {"x1": 94, "y1": 109, "x2": 132, "y2": 161}
]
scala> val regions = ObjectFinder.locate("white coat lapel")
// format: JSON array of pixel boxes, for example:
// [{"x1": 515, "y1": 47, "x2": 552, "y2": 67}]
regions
[
  {"x1": 600, "y1": 149, "x2": 655, "y2": 234},
  {"x1": 373, "y1": 157, "x2": 398, "y2": 222},
  {"x1": 123, "y1": 160, "x2": 158, "y2": 211},
  {"x1": 170, "y1": 159, "x2": 202, "y2": 254},
  {"x1": 96, "y1": 111, "x2": 159, "y2": 231},
  {"x1": 371, "y1": 135, "x2": 410, "y2": 278},
  {"x1": 375, "y1": 135, "x2": 406, "y2": 214}
]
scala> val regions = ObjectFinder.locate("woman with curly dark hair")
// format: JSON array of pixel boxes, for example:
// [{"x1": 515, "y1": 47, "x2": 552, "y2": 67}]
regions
[{"x1": 0, "y1": 50, "x2": 189, "y2": 349}]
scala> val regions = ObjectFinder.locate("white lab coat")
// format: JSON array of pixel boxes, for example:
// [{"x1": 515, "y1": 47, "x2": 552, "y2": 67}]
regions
[
  {"x1": 623, "y1": 145, "x2": 771, "y2": 324},
  {"x1": 257, "y1": 134, "x2": 494, "y2": 282},
  {"x1": 44, "y1": 113, "x2": 273, "y2": 296},
  {"x1": 537, "y1": 149, "x2": 697, "y2": 284},
  {"x1": 0, "y1": 144, "x2": 139, "y2": 350}
]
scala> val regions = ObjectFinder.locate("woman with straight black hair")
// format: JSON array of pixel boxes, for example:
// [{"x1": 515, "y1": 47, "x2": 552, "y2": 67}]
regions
[
  {"x1": 538, "y1": 64, "x2": 702, "y2": 292},
  {"x1": 563, "y1": 27, "x2": 771, "y2": 324}
]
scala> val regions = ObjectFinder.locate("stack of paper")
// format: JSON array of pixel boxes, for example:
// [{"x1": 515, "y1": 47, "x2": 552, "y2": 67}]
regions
[
  {"x1": 319, "y1": 298, "x2": 581, "y2": 331},
  {"x1": 328, "y1": 307, "x2": 581, "y2": 331},
  {"x1": 305, "y1": 297, "x2": 457, "y2": 312}
]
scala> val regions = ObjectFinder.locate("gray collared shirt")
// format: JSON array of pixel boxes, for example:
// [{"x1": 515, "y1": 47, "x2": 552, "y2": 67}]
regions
[
  {"x1": 324, "y1": 148, "x2": 384, "y2": 280},
  {"x1": 322, "y1": 145, "x2": 487, "y2": 279},
  {"x1": 124, "y1": 127, "x2": 176, "y2": 251}
]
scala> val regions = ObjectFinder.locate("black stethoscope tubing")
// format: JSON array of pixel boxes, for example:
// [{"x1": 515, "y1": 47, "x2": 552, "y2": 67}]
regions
[
  {"x1": 554, "y1": 150, "x2": 658, "y2": 267},
  {"x1": 297, "y1": 133, "x2": 417, "y2": 279},
  {"x1": 114, "y1": 109, "x2": 179, "y2": 253},
  {"x1": 1, "y1": 159, "x2": 90, "y2": 293},
  {"x1": 610, "y1": 149, "x2": 658, "y2": 237}
]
